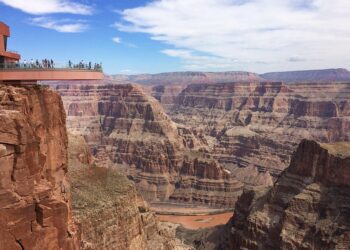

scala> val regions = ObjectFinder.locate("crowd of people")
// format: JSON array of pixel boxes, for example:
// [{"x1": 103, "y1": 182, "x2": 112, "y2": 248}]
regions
[
  {"x1": 21, "y1": 59, "x2": 55, "y2": 68},
  {"x1": 68, "y1": 60, "x2": 102, "y2": 70},
  {"x1": 0, "y1": 59, "x2": 102, "y2": 71}
]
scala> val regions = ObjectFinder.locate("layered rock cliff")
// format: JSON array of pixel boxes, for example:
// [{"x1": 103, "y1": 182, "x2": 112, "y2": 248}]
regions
[
  {"x1": 226, "y1": 139, "x2": 350, "y2": 249},
  {"x1": 167, "y1": 81, "x2": 350, "y2": 183},
  {"x1": 111, "y1": 71, "x2": 262, "y2": 86},
  {"x1": 52, "y1": 80, "x2": 350, "y2": 209},
  {"x1": 170, "y1": 157, "x2": 243, "y2": 207},
  {"x1": 0, "y1": 84, "x2": 79, "y2": 250},
  {"x1": 68, "y1": 134, "x2": 177, "y2": 250},
  {"x1": 54, "y1": 84, "x2": 242, "y2": 208},
  {"x1": 139, "y1": 71, "x2": 262, "y2": 112}
]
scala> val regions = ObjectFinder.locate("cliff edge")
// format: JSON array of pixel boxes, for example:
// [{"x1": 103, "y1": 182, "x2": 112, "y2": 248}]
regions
[{"x1": 0, "y1": 84, "x2": 79, "y2": 249}]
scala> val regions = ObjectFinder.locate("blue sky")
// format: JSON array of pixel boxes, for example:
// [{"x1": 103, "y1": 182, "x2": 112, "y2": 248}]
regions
[{"x1": 1, "y1": 0, "x2": 350, "y2": 75}]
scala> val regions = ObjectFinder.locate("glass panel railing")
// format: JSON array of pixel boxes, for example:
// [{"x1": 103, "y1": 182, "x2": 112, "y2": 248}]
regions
[
  {"x1": 5, "y1": 49, "x2": 19, "y2": 54},
  {"x1": 0, "y1": 62, "x2": 103, "y2": 72}
]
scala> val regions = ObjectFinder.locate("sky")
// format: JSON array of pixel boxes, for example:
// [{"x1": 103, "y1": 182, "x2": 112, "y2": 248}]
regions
[{"x1": 1, "y1": 0, "x2": 350, "y2": 75}]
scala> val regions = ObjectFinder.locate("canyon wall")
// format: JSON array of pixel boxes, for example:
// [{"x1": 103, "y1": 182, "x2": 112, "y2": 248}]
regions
[
  {"x1": 0, "y1": 84, "x2": 79, "y2": 250},
  {"x1": 54, "y1": 84, "x2": 242, "y2": 208},
  {"x1": 140, "y1": 71, "x2": 262, "y2": 112},
  {"x1": 166, "y1": 81, "x2": 350, "y2": 182},
  {"x1": 226, "y1": 139, "x2": 350, "y2": 249},
  {"x1": 110, "y1": 71, "x2": 262, "y2": 112},
  {"x1": 111, "y1": 71, "x2": 262, "y2": 86},
  {"x1": 51, "y1": 79, "x2": 350, "y2": 210},
  {"x1": 53, "y1": 80, "x2": 350, "y2": 208},
  {"x1": 147, "y1": 69, "x2": 350, "y2": 114},
  {"x1": 68, "y1": 134, "x2": 177, "y2": 250}
]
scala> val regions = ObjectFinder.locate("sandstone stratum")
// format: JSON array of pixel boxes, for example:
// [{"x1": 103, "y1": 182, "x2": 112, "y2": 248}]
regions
[
  {"x1": 54, "y1": 83, "x2": 242, "y2": 208},
  {"x1": 68, "y1": 134, "x2": 181, "y2": 250},
  {"x1": 0, "y1": 84, "x2": 79, "y2": 249},
  {"x1": 225, "y1": 139, "x2": 350, "y2": 249},
  {"x1": 52, "y1": 79, "x2": 350, "y2": 209},
  {"x1": 165, "y1": 81, "x2": 350, "y2": 184}
]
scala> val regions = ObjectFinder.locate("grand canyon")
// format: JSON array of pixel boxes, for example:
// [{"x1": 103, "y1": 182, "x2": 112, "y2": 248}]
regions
[
  {"x1": 1, "y1": 68, "x2": 350, "y2": 249},
  {"x1": 1, "y1": 0, "x2": 350, "y2": 248}
]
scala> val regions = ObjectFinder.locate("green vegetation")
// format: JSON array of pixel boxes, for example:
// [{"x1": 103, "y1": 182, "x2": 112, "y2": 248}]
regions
[{"x1": 68, "y1": 134, "x2": 135, "y2": 215}]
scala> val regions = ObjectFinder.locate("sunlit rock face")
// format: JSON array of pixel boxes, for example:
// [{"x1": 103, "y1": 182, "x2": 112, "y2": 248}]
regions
[
  {"x1": 0, "y1": 85, "x2": 79, "y2": 250},
  {"x1": 226, "y1": 140, "x2": 350, "y2": 249},
  {"x1": 68, "y1": 134, "x2": 176, "y2": 250},
  {"x1": 52, "y1": 79, "x2": 350, "y2": 209},
  {"x1": 54, "y1": 83, "x2": 242, "y2": 208},
  {"x1": 166, "y1": 81, "x2": 350, "y2": 181}
]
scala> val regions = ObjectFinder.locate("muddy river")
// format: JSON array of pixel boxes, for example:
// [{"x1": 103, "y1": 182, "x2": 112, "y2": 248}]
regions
[{"x1": 157, "y1": 212, "x2": 233, "y2": 230}]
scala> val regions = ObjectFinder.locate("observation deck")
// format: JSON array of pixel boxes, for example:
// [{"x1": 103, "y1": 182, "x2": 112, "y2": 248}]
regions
[
  {"x1": 0, "y1": 63, "x2": 103, "y2": 81},
  {"x1": 0, "y1": 22, "x2": 103, "y2": 83}
]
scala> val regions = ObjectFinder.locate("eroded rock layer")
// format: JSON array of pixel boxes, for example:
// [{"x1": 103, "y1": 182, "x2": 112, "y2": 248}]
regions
[
  {"x1": 54, "y1": 84, "x2": 242, "y2": 208},
  {"x1": 227, "y1": 140, "x2": 350, "y2": 249},
  {"x1": 167, "y1": 82, "x2": 350, "y2": 181},
  {"x1": 0, "y1": 84, "x2": 79, "y2": 250},
  {"x1": 170, "y1": 157, "x2": 242, "y2": 207},
  {"x1": 142, "y1": 72, "x2": 262, "y2": 112},
  {"x1": 111, "y1": 71, "x2": 262, "y2": 86},
  {"x1": 68, "y1": 134, "x2": 177, "y2": 250}
]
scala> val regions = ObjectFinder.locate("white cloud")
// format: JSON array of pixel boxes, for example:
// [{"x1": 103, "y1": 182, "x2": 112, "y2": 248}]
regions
[
  {"x1": 30, "y1": 17, "x2": 88, "y2": 33},
  {"x1": 116, "y1": 0, "x2": 350, "y2": 72},
  {"x1": 0, "y1": 0, "x2": 93, "y2": 15},
  {"x1": 112, "y1": 37, "x2": 121, "y2": 43},
  {"x1": 162, "y1": 49, "x2": 241, "y2": 70},
  {"x1": 112, "y1": 36, "x2": 138, "y2": 48}
]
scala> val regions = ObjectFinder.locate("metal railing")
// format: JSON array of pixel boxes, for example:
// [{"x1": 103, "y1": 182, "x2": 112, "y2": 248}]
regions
[{"x1": 0, "y1": 62, "x2": 103, "y2": 72}]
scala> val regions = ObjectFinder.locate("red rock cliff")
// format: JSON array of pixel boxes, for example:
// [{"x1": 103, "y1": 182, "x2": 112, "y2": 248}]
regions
[
  {"x1": 68, "y1": 134, "x2": 177, "y2": 250},
  {"x1": 0, "y1": 84, "x2": 79, "y2": 250},
  {"x1": 227, "y1": 139, "x2": 350, "y2": 249},
  {"x1": 167, "y1": 81, "x2": 350, "y2": 182},
  {"x1": 54, "y1": 83, "x2": 242, "y2": 208}
]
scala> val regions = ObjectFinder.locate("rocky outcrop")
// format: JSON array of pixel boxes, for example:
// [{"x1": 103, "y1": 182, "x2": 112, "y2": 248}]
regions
[
  {"x1": 0, "y1": 84, "x2": 79, "y2": 250},
  {"x1": 149, "y1": 84, "x2": 186, "y2": 112},
  {"x1": 170, "y1": 157, "x2": 243, "y2": 206},
  {"x1": 167, "y1": 81, "x2": 350, "y2": 183},
  {"x1": 226, "y1": 139, "x2": 350, "y2": 249},
  {"x1": 68, "y1": 134, "x2": 177, "y2": 250},
  {"x1": 57, "y1": 84, "x2": 185, "y2": 201},
  {"x1": 54, "y1": 83, "x2": 242, "y2": 208}
]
